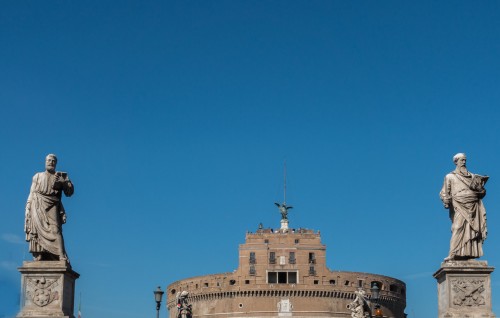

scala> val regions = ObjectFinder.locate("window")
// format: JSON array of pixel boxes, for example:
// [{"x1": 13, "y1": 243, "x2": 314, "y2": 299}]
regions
[
  {"x1": 278, "y1": 272, "x2": 287, "y2": 283},
  {"x1": 329, "y1": 280, "x2": 336, "y2": 285},
  {"x1": 289, "y1": 272, "x2": 297, "y2": 284},
  {"x1": 289, "y1": 252, "x2": 296, "y2": 264},
  {"x1": 309, "y1": 253, "x2": 316, "y2": 264},
  {"x1": 264, "y1": 239, "x2": 269, "y2": 243},
  {"x1": 249, "y1": 265, "x2": 256, "y2": 275},
  {"x1": 245, "y1": 280, "x2": 250, "y2": 284},
  {"x1": 309, "y1": 265, "x2": 316, "y2": 275},
  {"x1": 371, "y1": 281, "x2": 382, "y2": 290},
  {"x1": 269, "y1": 252, "x2": 276, "y2": 264},
  {"x1": 358, "y1": 280, "x2": 363, "y2": 288},
  {"x1": 268, "y1": 272, "x2": 277, "y2": 284},
  {"x1": 314, "y1": 280, "x2": 319, "y2": 285},
  {"x1": 249, "y1": 252, "x2": 256, "y2": 264},
  {"x1": 267, "y1": 271, "x2": 297, "y2": 284},
  {"x1": 229, "y1": 280, "x2": 236, "y2": 285},
  {"x1": 294, "y1": 239, "x2": 299, "y2": 244},
  {"x1": 204, "y1": 283, "x2": 209, "y2": 287},
  {"x1": 390, "y1": 284, "x2": 398, "y2": 292}
]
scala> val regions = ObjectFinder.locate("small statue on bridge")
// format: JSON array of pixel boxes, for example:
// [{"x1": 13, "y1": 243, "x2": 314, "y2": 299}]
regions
[
  {"x1": 176, "y1": 291, "x2": 192, "y2": 318},
  {"x1": 347, "y1": 289, "x2": 371, "y2": 318}
]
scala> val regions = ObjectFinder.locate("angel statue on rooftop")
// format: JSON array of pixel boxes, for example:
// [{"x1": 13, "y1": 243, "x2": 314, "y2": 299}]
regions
[{"x1": 275, "y1": 202, "x2": 292, "y2": 220}]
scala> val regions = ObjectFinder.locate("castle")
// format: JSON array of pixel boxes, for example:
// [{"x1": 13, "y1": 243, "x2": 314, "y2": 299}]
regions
[{"x1": 166, "y1": 214, "x2": 407, "y2": 318}]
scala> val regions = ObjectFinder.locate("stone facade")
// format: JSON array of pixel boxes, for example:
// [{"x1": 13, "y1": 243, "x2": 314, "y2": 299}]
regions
[{"x1": 167, "y1": 227, "x2": 406, "y2": 318}]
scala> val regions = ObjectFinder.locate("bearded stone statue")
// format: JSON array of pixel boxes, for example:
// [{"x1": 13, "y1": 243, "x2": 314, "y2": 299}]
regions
[{"x1": 25, "y1": 154, "x2": 74, "y2": 262}]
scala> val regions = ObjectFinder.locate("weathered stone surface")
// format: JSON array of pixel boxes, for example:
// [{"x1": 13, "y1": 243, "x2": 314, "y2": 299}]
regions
[
  {"x1": 17, "y1": 261, "x2": 79, "y2": 318},
  {"x1": 434, "y1": 260, "x2": 495, "y2": 318}
]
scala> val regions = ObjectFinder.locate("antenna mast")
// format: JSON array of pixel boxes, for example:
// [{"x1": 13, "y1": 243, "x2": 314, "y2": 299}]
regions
[
  {"x1": 274, "y1": 160, "x2": 292, "y2": 230},
  {"x1": 284, "y1": 160, "x2": 287, "y2": 204}
]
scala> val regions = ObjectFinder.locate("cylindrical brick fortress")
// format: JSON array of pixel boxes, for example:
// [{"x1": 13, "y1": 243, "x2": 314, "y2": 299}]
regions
[{"x1": 167, "y1": 229, "x2": 406, "y2": 318}]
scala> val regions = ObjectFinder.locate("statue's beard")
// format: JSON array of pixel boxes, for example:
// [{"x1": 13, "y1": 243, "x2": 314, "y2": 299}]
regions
[
  {"x1": 46, "y1": 164, "x2": 55, "y2": 172},
  {"x1": 458, "y1": 166, "x2": 468, "y2": 175}
]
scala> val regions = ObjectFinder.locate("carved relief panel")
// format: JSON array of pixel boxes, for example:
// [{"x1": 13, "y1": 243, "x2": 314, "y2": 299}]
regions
[
  {"x1": 24, "y1": 275, "x2": 61, "y2": 307},
  {"x1": 450, "y1": 278, "x2": 486, "y2": 307}
]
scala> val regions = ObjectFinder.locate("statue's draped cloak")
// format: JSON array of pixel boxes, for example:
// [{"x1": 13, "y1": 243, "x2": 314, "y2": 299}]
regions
[
  {"x1": 25, "y1": 172, "x2": 72, "y2": 257},
  {"x1": 440, "y1": 172, "x2": 487, "y2": 258}
]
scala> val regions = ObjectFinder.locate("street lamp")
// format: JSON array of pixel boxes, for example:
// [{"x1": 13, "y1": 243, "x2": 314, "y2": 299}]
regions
[
  {"x1": 154, "y1": 286, "x2": 164, "y2": 318},
  {"x1": 370, "y1": 283, "x2": 383, "y2": 317}
]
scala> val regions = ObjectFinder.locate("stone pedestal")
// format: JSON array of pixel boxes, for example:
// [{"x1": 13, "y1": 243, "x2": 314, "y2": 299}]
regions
[
  {"x1": 433, "y1": 260, "x2": 495, "y2": 318},
  {"x1": 17, "y1": 261, "x2": 80, "y2": 318},
  {"x1": 280, "y1": 219, "x2": 289, "y2": 231}
]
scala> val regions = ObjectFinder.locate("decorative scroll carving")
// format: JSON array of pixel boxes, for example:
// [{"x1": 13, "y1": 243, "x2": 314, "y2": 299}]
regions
[
  {"x1": 451, "y1": 279, "x2": 485, "y2": 307},
  {"x1": 26, "y1": 276, "x2": 59, "y2": 307}
]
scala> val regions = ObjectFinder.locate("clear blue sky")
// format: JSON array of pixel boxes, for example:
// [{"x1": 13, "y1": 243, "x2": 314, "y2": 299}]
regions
[{"x1": 1, "y1": 1, "x2": 499, "y2": 317}]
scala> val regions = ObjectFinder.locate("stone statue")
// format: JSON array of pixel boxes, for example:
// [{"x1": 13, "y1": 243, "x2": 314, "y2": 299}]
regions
[
  {"x1": 25, "y1": 154, "x2": 74, "y2": 262},
  {"x1": 274, "y1": 202, "x2": 292, "y2": 220},
  {"x1": 347, "y1": 289, "x2": 371, "y2": 318},
  {"x1": 176, "y1": 291, "x2": 192, "y2": 318},
  {"x1": 439, "y1": 153, "x2": 488, "y2": 261}
]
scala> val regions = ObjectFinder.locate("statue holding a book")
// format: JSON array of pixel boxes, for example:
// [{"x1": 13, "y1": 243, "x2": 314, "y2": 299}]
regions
[
  {"x1": 25, "y1": 154, "x2": 74, "y2": 262},
  {"x1": 440, "y1": 153, "x2": 489, "y2": 261}
]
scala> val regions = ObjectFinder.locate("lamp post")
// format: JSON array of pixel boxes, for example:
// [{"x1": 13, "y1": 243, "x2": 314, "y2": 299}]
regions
[
  {"x1": 370, "y1": 283, "x2": 383, "y2": 317},
  {"x1": 154, "y1": 286, "x2": 164, "y2": 318}
]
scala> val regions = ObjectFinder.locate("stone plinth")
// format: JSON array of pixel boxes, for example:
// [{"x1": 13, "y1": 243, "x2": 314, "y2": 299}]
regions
[
  {"x1": 280, "y1": 219, "x2": 289, "y2": 231},
  {"x1": 17, "y1": 261, "x2": 80, "y2": 318},
  {"x1": 433, "y1": 260, "x2": 495, "y2": 318}
]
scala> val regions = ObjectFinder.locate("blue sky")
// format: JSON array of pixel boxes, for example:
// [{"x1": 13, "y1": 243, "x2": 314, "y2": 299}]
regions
[{"x1": 1, "y1": 1, "x2": 499, "y2": 317}]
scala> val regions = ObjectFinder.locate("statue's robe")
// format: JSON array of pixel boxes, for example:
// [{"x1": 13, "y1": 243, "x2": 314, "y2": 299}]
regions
[
  {"x1": 440, "y1": 171, "x2": 487, "y2": 259},
  {"x1": 25, "y1": 171, "x2": 73, "y2": 259}
]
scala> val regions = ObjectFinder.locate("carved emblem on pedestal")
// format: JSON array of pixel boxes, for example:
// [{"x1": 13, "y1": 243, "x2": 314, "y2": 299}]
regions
[
  {"x1": 451, "y1": 279, "x2": 485, "y2": 307},
  {"x1": 26, "y1": 276, "x2": 59, "y2": 307}
]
